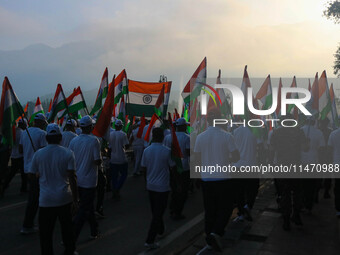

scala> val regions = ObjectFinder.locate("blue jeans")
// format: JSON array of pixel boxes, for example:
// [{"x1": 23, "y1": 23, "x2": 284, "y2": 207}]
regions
[{"x1": 110, "y1": 163, "x2": 128, "y2": 191}]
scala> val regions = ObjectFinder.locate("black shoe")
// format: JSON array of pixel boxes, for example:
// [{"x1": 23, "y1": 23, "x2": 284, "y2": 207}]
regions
[
  {"x1": 206, "y1": 233, "x2": 222, "y2": 252},
  {"x1": 171, "y1": 214, "x2": 186, "y2": 220},
  {"x1": 324, "y1": 191, "x2": 331, "y2": 199},
  {"x1": 95, "y1": 209, "x2": 105, "y2": 219},
  {"x1": 282, "y1": 218, "x2": 291, "y2": 231},
  {"x1": 291, "y1": 213, "x2": 303, "y2": 226}
]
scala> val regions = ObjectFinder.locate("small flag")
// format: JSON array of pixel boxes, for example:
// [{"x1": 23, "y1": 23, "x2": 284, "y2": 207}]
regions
[
  {"x1": 137, "y1": 114, "x2": 146, "y2": 138},
  {"x1": 144, "y1": 113, "x2": 159, "y2": 142},
  {"x1": 48, "y1": 84, "x2": 68, "y2": 123},
  {"x1": 154, "y1": 84, "x2": 165, "y2": 117},
  {"x1": 29, "y1": 97, "x2": 44, "y2": 125}
]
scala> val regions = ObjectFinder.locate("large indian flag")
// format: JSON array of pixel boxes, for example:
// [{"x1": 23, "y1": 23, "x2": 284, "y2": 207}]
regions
[
  {"x1": 318, "y1": 71, "x2": 332, "y2": 120},
  {"x1": 126, "y1": 80, "x2": 172, "y2": 117},
  {"x1": 29, "y1": 97, "x2": 44, "y2": 125},
  {"x1": 114, "y1": 69, "x2": 128, "y2": 105},
  {"x1": 0, "y1": 77, "x2": 24, "y2": 146},
  {"x1": 48, "y1": 84, "x2": 68, "y2": 123},
  {"x1": 256, "y1": 75, "x2": 272, "y2": 110},
  {"x1": 181, "y1": 57, "x2": 206, "y2": 104},
  {"x1": 329, "y1": 83, "x2": 339, "y2": 128},
  {"x1": 90, "y1": 67, "x2": 109, "y2": 115}
]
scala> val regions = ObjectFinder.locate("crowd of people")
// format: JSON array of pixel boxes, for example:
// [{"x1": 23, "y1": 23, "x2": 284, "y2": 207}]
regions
[{"x1": 0, "y1": 108, "x2": 340, "y2": 254}]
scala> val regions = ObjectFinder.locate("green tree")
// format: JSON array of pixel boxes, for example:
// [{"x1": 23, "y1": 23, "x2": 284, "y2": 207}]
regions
[{"x1": 324, "y1": 1, "x2": 340, "y2": 76}]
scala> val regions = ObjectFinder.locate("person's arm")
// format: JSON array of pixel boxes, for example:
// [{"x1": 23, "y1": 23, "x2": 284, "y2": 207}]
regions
[
  {"x1": 93, "y1": 139, "x2": 102, "y2": 166},
  {"x1": 124, "y1": 133, "x2": 130, "y2": 150},
  {"x1": 68, "y1": 170, "x2": 78, "y2": 203}
]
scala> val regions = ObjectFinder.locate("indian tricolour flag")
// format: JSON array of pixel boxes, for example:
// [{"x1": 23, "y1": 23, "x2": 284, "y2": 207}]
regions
[
  {"x1": 0, "y1": 77, "x2": 24, "y2": 146},
  {"x1": 29, "y1": 97, "x2": 44, "y2": 125},
  {"x1": 60, "y1": 87, "x2": 87, "y2": 118},
  {"x1": 48, "y1": 84, "x2": 68, "y2": 123},
  {"x1": 329, "y1": 83, "x2": 339, "y2": 128},
  {"x1": 256, "y1": 75, "x2": 272, "y2": 110},
  {"x1": 181, "y1": 57, "x2": 206, "y2": 104},
  {"x1": 90, "y1": 67, "x2": 109, "y2": 115},
  {"x1": 318, "y1": 70, "x2": 332, "y2": 120},
  {"x1": 114, "y1": 69, "x2": 128, "y2": 105},
  {"x1": 286, "y1": 77, "x2": 299, "y2": 117},
  {"x1": 126, "y1": 80, "x2": 172, "y2": 117}
]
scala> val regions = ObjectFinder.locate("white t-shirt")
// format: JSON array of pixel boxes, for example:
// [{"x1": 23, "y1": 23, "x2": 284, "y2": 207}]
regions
[
  {"x1": 233, "y1": 126, "x2": 258, "y2": 167},
  {"x1": 31, "y1": 144, "x2": 75, "y2": 207},
  {"x1": 61, "y1": 131, "x2": 77, "y2": 148},
  {"x1": 301, "y1": 125, "x2": 325, "y2": 164},
  {"x1": 69, "y1": 134, "x2": 101, "y2": 188},
  {"x1": 194, "y1": 126, "x2": 237, "y2": 181},
  {"x1": 132, "y1": 128, "x2": 144, "y2": 147},
  {"x1": 141, "y1": 142, "x2": 175, "y2": 192},
  {"x1": 109, "y1": 130, "x2": 129, "y2": 164},
  {"x1": 11, "y1": 127, "x2": 24, "y2": 158},
  {"x1": 163, "y1": 132, "x2": 190, "y2": 171},
  {"x1": 328, "y1": 128, "x2": 340, "y2": 164},
  {"x1": 20, "y1": 127, "x2": 47, "y2": 173}
]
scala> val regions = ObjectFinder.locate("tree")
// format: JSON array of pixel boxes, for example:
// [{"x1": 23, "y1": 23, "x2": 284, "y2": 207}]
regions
[{"x1": 324, "y1": 1, "x2": 340, "y2": 76}]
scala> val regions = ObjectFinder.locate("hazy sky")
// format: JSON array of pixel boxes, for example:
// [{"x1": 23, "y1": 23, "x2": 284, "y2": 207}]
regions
[{"x1": 0, "y1": 0, "x2": 339, "y2": 102}]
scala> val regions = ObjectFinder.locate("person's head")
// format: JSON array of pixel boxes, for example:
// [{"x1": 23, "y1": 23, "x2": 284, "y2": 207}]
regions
[
  {"x1": 65, "y1": 119, "x2": 76, "y2": 132},
  {"x1": 319, "y1": 117, "x2": 330, "y2": 129},
  {"x1": 33, "y1": 113, "x2": 47, "y2": 130},
  {"x1": 175, "y1": 117, "x2": 188, "y2": 132},
  {"x1": 46, "y1": 123, "x2": 62, "y2": 144},
  {"x1": 115, "y1": 119, "x2": 123, "y2": 131},
  {"x1": 207, "y1": 108, "x2": 222, "y2": 126},
  {"x1": 306, "y1": 116, "x2": 316, "y2": 126},
  {"x1": 79, "y1": 115, "x2": 93, "y2": 134},
  {"x1": 152, "y1": 127, "x2": 164, "y2": 143},
  {"x1": 18, "y1": 119, "x2": 27, "y2": 130}
]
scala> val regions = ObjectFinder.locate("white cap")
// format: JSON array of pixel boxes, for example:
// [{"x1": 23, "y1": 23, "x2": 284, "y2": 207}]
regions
[
  {"x1": 115, "y1": 119, "x2": 123, "y2": 126},
  {"x1": 34, "y1": 113, "x2": 47, "y2": 122},
  {"x1": 46, "y1": 123, "x2": 61, "y2": 136},
  {"x1": 175, "y1": 117, "x2": 189, "y2": 126},
  {"x1": 80, "y1": 115, "x2": 93, "y2": 127}
]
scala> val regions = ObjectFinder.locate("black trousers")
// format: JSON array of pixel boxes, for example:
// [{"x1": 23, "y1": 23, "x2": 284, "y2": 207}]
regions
[
  {"x1": 202, "y1": 180, "x2": 235, "y2": 237},
  {"x1": 235, "y1": 178, "x2": 259, "y2": 215},
  {"x1": 3, "y1": 157, "x2": 27, "y2": 192},
  {"x1": 277, "y1": 179, "x2": 303, "y2": 218},
  {"x1": 146, "y1": 190, "x2": 169, "y2": 244},
  {"x1": 39, "y1": 203, "x2": 75, "y2": 255},
  {"x1": 334, "y1": 179, "x2": 340, "y2": 212},
  {"x1": 302, "y1": 179, "x2": 317, "y2": 210},
  {"x1": 73, "y1": 187, "x2": 98, "y2": 240},
  {"x1": 170, "y1": 170, "x2": 190, "y2": 217},
  {"x1": 23, "y1": 178, "x2": 39, "y2": 228},
  {"x1": 96, "y1": 168, "x2": 106, "y2": 211}
]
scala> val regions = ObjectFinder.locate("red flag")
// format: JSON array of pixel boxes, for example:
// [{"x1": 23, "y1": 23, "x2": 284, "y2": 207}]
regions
[
  {"x1": 137, "y1": 114, "x2": 146, "y2": 138},
  {"x1": 144, "y1": 113, "x2": 158, "y2": 142},
  {"x1": 92, "y1": 75, "x2": 115, "y2": 137}
]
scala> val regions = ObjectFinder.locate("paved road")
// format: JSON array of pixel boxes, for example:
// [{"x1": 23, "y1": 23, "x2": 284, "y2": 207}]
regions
[{"x1": 0, "y1": 170, "x2": 203, "y2": 255}]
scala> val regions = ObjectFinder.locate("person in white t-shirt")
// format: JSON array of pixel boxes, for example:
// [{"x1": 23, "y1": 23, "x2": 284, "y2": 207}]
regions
[
  {"x1": 69, "y1": 115, "x2": 101, "y2": 241},
  {"x1": 31, "y1": 124, "x2": 78, "y2": 255},
  {"x1": 163, "y1": 118, "x2": 190, "y2": 220},
  {"x1": 130, "y1": 121, "x2": 144, "y2": 176},
  {"x1": 61, "y1": 119, "x2": 77, "y2": 148},
  {"x1": 327, "y1": 127, "x2": 340, "y2": 217},
  {"x1": 3, "y1": 119, "x2": 27, "y2": 193},
  {"x1": 141, "y1": 127, "x2": 176, "y2": 249},
  {"x1": 301, "y1": 117, "x2": 325, "y2": 213},
  {"x1": 194, "y1": 108, "x2": 240, "y2": 252},
  {"x1": 19, "y1": 113, "x2": 47, "y2": 234},
  {"x1": 109, "y1": 119, "x2": 129, "y2": 199}
]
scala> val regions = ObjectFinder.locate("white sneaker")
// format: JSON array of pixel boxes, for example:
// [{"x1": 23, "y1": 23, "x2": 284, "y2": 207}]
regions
[
  {"x1": 233, "y1": 215, "x2": 245, "y2": 222},
  {"x1": 206, "y1": 233, "x2": 222, "y2": 252},
  {"x1": 196, "y1": 245, "x2": 213, "y2": 255},
  {"x1": 144, "y1": 242, "x2": 160, "y2": 249},
  {"x1": 20, "y1": 227, "x2": 38, "y2": 235}
]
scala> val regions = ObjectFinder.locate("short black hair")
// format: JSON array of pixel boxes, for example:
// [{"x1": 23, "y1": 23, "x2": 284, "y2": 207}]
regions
[
  {"x1": 46, "y1": 134, "x2": 62, "y2": 144},
  {"x1": 152, "y1": 127, "x2": 164, "y2": 142}
]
